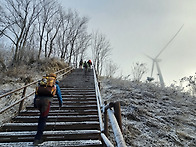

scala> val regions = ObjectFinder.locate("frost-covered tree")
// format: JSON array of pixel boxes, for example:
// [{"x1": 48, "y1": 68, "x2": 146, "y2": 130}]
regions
[
  {"x1": 105, "y1": 60, "x2": 119, "y2": 78},
  {"x1": 131, "y1": 62, "x2": 148, "y2": 82},
  {"x1": 0, "y1": 0, "x2": 42, "y2": 64},
  {"x1": 181, "y1": 73, "x2": 196, "y2": 96},
  {"x1": 91, "y1": 31, "x2": 111, "y2": 76},
  {"x1": 0, "y1": 43, "x2": 12, "y2": 70}
]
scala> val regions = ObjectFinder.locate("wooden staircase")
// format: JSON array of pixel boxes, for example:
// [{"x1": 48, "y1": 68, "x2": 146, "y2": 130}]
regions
[{"x1": 0, "y1": 69, "x2": 103, "y2": 146}]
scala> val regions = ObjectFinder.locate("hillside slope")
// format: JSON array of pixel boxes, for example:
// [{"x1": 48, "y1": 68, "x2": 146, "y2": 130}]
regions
[{"x1": 100, "y1": 78, "x2": 196, "y2": 147}]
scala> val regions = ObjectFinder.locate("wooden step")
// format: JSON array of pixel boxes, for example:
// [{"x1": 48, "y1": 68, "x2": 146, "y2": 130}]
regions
[
  {"x1": 1, "y1": 122, "x2": 100, "y2": 132},
  {"x1": 26, "y1": 105, "x2": 98, "y2": 111},
  {"x1": 59, "y1": 98, "x2": 97, "y2": 102},
  {"x1": 13, "y1": 115, "x2": 99, "y2": 123},
  {"x1": 0, "y1": 130, "x2": 101, "y2": 143},
  {"x1": 60, "y1": 91, "x2": 96, "y2": 95},
  {"x1": 60, "y1": 94, "x2": 96, "y2": 98},
  {"x1": 19, "y1": 110, "x2": 98, "y2": 116},
  {"x1": 61, "y1": 89, "x2": 95, "y2": 92},
  {"x1": 0, "y1": 140, "x2": 102, "y2": 147},
  {"x1": 60, "y1": 88, "x2": 95, "y2": 91},
  {"x1": 51, "y1": 101, "x2": 97, "y2": 105}
]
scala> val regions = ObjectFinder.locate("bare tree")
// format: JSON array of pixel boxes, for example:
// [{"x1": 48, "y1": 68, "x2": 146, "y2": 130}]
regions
[
  {"x1": 47, "y1": 11, "x2": 62, "y2": 58},
  {"x1": 37, "y1": 0, "x2": 58, "y2": 59},
  {"x1": 67, "y1": 13, "x2": 89, "y2": 65},
  {"x1": 0, "y1": 50, "x2": 7, "y2": 70},
  {"x1": 131, "y1": 62, "x2": 148, "y2": 82},
  {"x1": 0, "y1": 43, "x2": 12, "y2": 70},
  {"x1": 0, "y1": 0, "x2": 42, "y2": 64},
  {"x1": 105, "y1": 60, "x2": 119, "y2": 78},
  {"x1": 0, "y1": 0, "x2": 92, "y2": 67},
  {"x1": 73, "y1": 32, "x2": 91, "y2": 67},
  {"x1": 57, "y1": 9, "x2": 72, "y2": 60},
  {"x1": 0, "y1": 5, "x2": 5, "y2": 38},
  {"x1": 91, "y1": 31, "x2": 111, "y2": 76}
]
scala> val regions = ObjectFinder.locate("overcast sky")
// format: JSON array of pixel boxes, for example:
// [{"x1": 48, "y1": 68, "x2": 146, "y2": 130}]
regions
[{"x1": 57, "y1": 0, "x2": 196, "y2": 86}]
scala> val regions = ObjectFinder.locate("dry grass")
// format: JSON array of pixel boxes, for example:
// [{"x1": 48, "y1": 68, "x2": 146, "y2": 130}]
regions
[{"x1": 0, "y1": 58, "x2": 68, "y2": 85}]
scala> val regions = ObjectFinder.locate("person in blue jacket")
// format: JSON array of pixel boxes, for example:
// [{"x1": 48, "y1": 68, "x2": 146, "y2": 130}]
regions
[{"x1": 33, "y1": 73, "x2": 63, "y2": 145}]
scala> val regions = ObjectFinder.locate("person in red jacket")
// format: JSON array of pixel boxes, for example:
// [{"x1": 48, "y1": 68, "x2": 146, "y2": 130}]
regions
[{"x1": 87, "y1": 60, "x2": 92, "y2": 69}]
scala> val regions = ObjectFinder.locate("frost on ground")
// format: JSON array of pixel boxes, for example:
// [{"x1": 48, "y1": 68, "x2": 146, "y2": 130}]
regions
[
  {"x1": 0, "y1": 83, "x2": 35, "y2": 127},
  {"x1": 0, "y1": 74, "x2": 42, "y2": 127},
  {"x1": 100, "y1": 78, "x2": 196, "y2": 147}
]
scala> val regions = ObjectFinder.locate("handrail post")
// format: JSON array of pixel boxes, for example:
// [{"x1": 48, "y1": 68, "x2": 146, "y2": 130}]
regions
[
  {"x1": 104, "y1": 101, "x2": 108, "y2": 137},
  {"x1": 18, "y1": 81, "x2": 28, "y2": 113},
  {"x1": 114, "y1": 101, "x2": 123, "y2": 132}
]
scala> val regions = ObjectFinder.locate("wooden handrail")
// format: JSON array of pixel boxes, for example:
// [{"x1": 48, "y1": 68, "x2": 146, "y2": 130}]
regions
[
  {"x1": 0, "y1": 67, "x2": 72, "y2": 99},
  {"x1": 0, "y1": 66, "x2": 74, "y2": 114},
  {"x1": 0, "y1": 80, "x2": 38, "y2": 99},
  {"x1": 0, "y1": 91, "x2": 35, "y2": 114}
]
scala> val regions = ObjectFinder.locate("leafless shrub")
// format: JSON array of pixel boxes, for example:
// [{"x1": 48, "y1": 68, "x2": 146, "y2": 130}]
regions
[
  {"x1": 105, "y1": 60, "x2": 119, "y2": 78},
  {"x1": 180, "y1": 73, "x2": 196, "y2": 96},
  {"x1": 131, "y1": 62, "x2": 148, "y2": 82}
]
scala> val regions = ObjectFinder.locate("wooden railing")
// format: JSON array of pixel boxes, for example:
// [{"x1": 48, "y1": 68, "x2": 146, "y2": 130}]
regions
[
  {"x1": 0, "y1": 66, "x2": 74, "y2": 114},
  {"x1": 92, "y1": 66, "x2": 127, "y2": 147}
]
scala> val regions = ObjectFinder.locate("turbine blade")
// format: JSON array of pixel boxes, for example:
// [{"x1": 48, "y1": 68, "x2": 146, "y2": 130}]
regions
[
  {"x1": 144, "y1": 53, "x2": 154, "y2": 60},
  {"x1": 156, "y1": 24, "x2": 184, "y2": 59}
]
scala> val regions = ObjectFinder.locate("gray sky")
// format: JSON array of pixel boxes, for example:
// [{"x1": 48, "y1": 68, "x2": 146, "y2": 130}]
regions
[{"x1": 58, "y1": 0, "x2": 196, "y2": 85}]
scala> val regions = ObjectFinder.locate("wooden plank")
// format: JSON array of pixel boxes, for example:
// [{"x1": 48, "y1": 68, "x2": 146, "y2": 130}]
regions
[
  {"x1": 1, "y1": 122, "x2": 100, "y2": 132},
  {"x1": 19, "y1": 110, "x2": 98, "y2": 116},
  {"x1": 26, "y1": 105, "x2": 98, "y2": 110},
  {"x1": 13, "y1": 115, "x2": 99, "y2": 123},
  {"x1": 0, "y1": 140, "x2": 102, "y2": 147},
  {"x1": 0, "y1": 130, "x2": 101, "y2": 143}
]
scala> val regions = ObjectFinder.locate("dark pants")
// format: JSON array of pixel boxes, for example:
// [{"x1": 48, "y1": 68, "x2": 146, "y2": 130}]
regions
[
  {"x1": 84, "y1": 67, "x2": 88, "y2": 75},
  {"x1": 34, "y1": 98, "x2": 51, "y2": 140}
]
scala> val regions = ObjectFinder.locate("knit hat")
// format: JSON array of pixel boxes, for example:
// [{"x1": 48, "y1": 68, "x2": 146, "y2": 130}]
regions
[{"x1": 48, "y1": 73, "x2": 57, "y2": 78}]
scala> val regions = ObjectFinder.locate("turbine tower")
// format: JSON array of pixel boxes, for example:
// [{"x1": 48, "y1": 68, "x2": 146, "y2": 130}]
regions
[{"x1": 146, "y1": 24, "x2": 184, "y2": 87}]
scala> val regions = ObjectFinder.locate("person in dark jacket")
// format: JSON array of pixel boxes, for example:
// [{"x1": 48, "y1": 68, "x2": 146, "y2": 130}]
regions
[
  {"x1": 33, "y1": 73, "x2": 63, "y2": 145},
  {"x1": 79, "y1": 59, "x2": 83, "y2": 69},
  {"x1": 83, "y1": 61, "x2": 88, "y2": 75}
]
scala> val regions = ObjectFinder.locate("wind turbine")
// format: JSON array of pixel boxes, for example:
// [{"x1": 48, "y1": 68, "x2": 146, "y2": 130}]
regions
[{"x1": 146, "y1": 24, "x2": 184, "y2": 87}]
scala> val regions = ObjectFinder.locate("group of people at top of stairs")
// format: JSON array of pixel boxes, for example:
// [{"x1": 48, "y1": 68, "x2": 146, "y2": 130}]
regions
[
  {"x1": 79, "y1": 59, "x2": 92, "y2": 75},
  {"x1": 33, "y1": 73, "x2": 63, "y2": 146}
]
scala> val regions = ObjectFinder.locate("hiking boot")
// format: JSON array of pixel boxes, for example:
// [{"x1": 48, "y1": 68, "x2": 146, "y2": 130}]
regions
[{"x1": 33, "y1": 139, "x2": 44, "y2": 146}]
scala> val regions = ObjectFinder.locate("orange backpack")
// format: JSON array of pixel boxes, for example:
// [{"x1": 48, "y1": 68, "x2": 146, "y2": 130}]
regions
[{"x1": 36, "y1": 76, "x2": 56, "y2": 97}]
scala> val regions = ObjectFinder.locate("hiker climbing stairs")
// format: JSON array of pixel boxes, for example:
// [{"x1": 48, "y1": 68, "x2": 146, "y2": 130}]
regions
[{"x1": 0, "y1": 69, "x2": 103, "y2": 146}]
